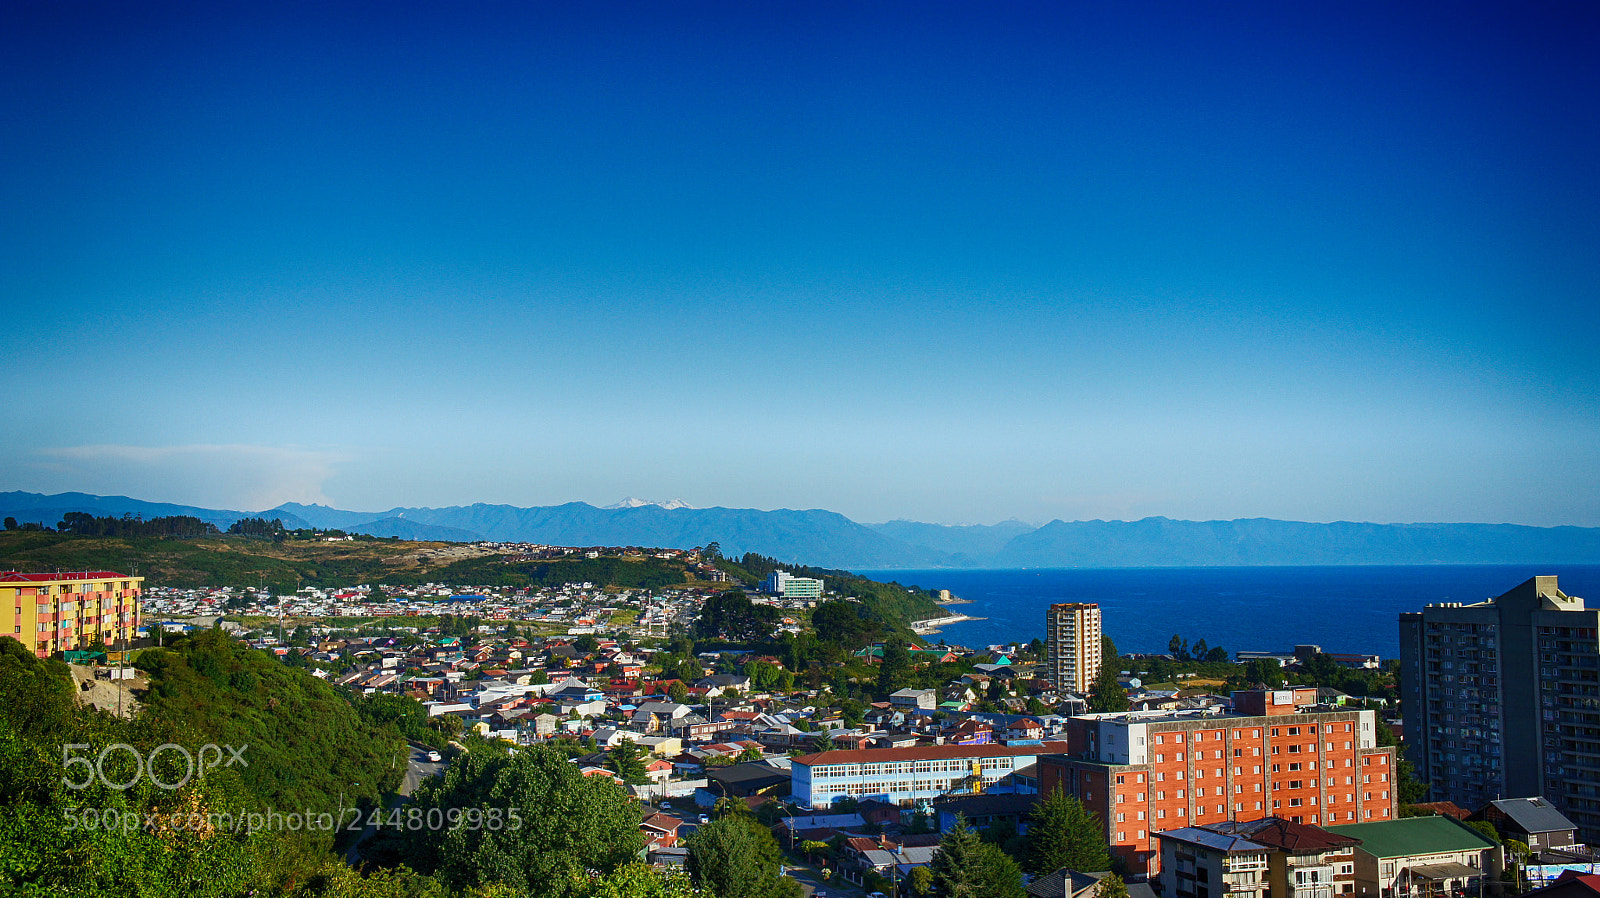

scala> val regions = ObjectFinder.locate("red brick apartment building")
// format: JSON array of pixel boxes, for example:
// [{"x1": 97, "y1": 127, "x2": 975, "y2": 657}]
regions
[{"x1": 1039, "y1": 691, "x2": 1398, "y2": 879}]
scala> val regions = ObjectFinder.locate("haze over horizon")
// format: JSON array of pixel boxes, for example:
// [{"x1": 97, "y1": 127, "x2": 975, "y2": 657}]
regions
[{"x1": 6, "y1": 3, "x2": 1598, "y2": 528}]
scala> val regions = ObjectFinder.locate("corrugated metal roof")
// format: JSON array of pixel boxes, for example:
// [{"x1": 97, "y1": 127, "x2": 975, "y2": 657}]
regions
[
  {"x1": 1326, "y1": 816, "x2": 1498, "y2": 858},
  {"x1": 1490, "y1": 797, "x2": 1579, "y2": 836},
  {"x1": 1157, "y1": 826, "x2": 1272, "y2": 853}
]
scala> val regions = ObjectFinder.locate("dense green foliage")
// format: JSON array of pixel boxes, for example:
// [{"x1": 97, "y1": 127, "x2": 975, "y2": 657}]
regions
[
  {"x1": 1088, "y1": 665, "x2": 1131, "y2": 713},
  {"x1": 684, "y1": 815, "x2": 800, "y2": 898},
  {"x1": 0, "y1": 634, "x2": 384, "y2": 895},
  {"x1": 376, "y1": 744, "x2": 644, "y2": 896},
  {"x1": 57, "y1": 512, "x2": 220, "y2": 538},
  {"x1": 929, "y1": 814, "x2": 1025, "y2": 898},
  {"x1": 228, "y1": 516, "x2": 288, "y2": 538},
  {"x1": 0, "y1": 633, "x2": 714, "y2": 897},
  {"x1": 1099, "y1": 874, "x2": 1131, "y2": 898},
  {"x1": 359, "y1": 693, "x2": 451, "y2": 751},
  {"x1": 878, "y1": 638, "x2": 911, "y2": 692},
  {"x1": 718, "y1": 552, "x2": 943, "y2": 626},
  {"x1": 1024, "y1": 788, "x2": 1111, "y2": 875},
  {"x1": 605, "y1": 738, "x2": 650, "y2": 785},
  {"x1": 695, "y1": 591, "x2": 783, "y2": 641},
  {"x1": 810, "y1": 600, "x2": 885, "y2": 650},
  {"x1": 137, "y1": 630, "x2": 404, "y2": 814}
]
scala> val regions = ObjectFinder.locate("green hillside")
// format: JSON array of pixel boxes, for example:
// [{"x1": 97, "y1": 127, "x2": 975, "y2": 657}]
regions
[{"x1": 0, "y1": 531, "x2": 699, "y2": 592}]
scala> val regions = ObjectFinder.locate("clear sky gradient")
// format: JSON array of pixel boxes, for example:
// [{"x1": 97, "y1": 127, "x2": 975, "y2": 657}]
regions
[{"x1": 6, "y1": 2, "x2": 1598, "y2": 526}]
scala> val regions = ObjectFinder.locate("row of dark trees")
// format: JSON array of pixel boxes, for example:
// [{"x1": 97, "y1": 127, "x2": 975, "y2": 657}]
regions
[
  {"x1": 226, "y1": 516, "x2": 287, "y2": 538},
  {"x1": 48, "y1": 511, "x2": 220, "y2": 538},
  {"x1": 1167, "y1": 632, "x2": 1231, "y2": 663}
]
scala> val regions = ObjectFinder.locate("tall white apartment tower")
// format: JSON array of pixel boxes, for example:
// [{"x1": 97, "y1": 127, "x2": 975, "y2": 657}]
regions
[{"x1": 1046, "y1": 602, "x2": 1103, "y2": 693}]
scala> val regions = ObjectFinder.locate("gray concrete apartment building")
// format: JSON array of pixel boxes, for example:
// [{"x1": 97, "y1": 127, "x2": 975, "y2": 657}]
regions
[{"x1": 1399, "y1": 575, "x2": 1600, "y2": 842}]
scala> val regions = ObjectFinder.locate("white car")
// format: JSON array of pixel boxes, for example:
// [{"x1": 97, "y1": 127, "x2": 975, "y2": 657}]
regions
[{"x1": 426, "y1": 750, "x2": 443, "y2": 763}]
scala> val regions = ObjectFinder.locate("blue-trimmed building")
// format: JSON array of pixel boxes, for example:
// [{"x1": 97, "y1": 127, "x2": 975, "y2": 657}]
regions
[{"x1": 791, "y1": 741, "x2": 1069, "y2": 809}]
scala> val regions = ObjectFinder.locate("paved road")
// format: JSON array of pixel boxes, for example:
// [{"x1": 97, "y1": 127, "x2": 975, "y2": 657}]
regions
[
  {"x1": 346, "y1": 745, "x2": 447, "y2": 863},
  {"x1": 782, "y1": 854, "x2": 866, "y2": 898},
  {"x1": 401, "y1": 744, "x2": 447, "y2": 796}
]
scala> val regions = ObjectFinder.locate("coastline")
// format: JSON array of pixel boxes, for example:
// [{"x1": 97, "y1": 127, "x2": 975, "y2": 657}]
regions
[{"x1": 910, "y1": 613, "x2": 986, "y2": 635}]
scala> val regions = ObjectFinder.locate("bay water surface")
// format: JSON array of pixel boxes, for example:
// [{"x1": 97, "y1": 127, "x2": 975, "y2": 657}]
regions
[{"x1": 856, "y1": 565, "x2": 1600, "y2": 660}]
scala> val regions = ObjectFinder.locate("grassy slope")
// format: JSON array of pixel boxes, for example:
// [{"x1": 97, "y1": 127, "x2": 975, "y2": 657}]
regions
[{"x1": 0, "y1": 532, "x2": 695, "y2": 591}]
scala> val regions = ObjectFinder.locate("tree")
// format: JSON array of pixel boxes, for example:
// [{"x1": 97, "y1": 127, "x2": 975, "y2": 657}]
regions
[
  {"x1": 606, "y1": 737, "x2": 650, "y2": 785},
  {"x1": 564, "y1": 862, "x2": 697, "y2": 898},
  {"x1": 907, "y1": 865, "x2": 935, "y2": 896},
  {"x1": 809, "y1": 733, "x2": 839, "y2": 753},
  {"x1": 878, "y1": 639, "x2": 910, "y2": 694},
  {"x1": 685, "y1": 816, "x2": 800, "y2": 898},
  {"x1": 1098, "y1": 873, "x2": 1131, "y2": 898},
  {"x1": 1466, "y1": 820, "x2": 1501, "y2": 843},
  {"x1": 810, "y1": 600, "x2": 880, "y2": 650},
  {"x1": 929, "y1": 815, "x2": 1026, "y2": 898},
  {"x1": 1241, "y1": 659, "x2": 1286, "y2": 688},
  {"x1": 1298, "y1": 652, "x2": 1343, "y2": 687},
  {"x1": 1023, "y1": 787, "x2": 1112, "y2": 875},
  {"x1": 1087, "y1": 665, "x2": 1130, "y2": 713},
  {"x1": 668, "y1": 680, "x2": 690, "y2": 704},
  {"x1": 696, "y1": 591, "x2": 784, "y2": 643},
  {"x1": 393, "y1": 744, "x2": 645, "y2": 896},
  {"x1": 2, "y1": 517, "x2": 15, "y2": 530},
  {"x1": 1168, "y1": 634, "x2": 1188, "y2": 661}
]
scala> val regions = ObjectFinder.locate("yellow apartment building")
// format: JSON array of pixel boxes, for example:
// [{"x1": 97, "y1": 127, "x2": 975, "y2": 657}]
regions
[{"x1": 3, "y1": 570, "x2": 143, "y2": 658}]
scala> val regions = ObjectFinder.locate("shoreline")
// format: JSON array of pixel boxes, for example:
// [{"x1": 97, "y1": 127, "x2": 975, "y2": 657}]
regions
[{"x1": 911, "y1": 613, "x2": 985, "y2": 635}]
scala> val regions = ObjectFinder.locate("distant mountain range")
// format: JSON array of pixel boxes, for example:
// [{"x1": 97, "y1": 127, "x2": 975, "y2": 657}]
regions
[{"x1": 4, "y1": 490, "x2": 1600, "y2": 570}]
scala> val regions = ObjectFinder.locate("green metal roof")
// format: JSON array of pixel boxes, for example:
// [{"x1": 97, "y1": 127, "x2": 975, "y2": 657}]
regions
[{"x1": 1325, "y1": 816, "x2": 1499, "y2": 859}]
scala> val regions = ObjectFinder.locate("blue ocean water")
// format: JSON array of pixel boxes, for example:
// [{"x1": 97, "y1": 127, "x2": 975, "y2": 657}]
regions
[{"x1": 856, "y1": 566, "x2": 1600, "y2": 660}]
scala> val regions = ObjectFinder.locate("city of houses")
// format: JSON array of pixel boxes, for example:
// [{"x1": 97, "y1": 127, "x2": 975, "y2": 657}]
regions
[{"x1": 8, "y1": 548, "x2": 1599, "y2": 898}]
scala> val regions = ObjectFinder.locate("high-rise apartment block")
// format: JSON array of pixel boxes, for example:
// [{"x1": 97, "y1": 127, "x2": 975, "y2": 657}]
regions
[
  {"x1": 3, "y1": 570, "x2": 143, "y2": 658},
  {"x1": 1399, "y1": 575, "x2": 1600, "y2": 842},
  {"x1": 1047, "y1": 602, "x2": 1103, "y2": 692}
]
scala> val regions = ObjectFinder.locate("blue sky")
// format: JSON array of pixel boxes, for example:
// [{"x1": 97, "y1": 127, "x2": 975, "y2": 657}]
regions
[{"x1": 5, "y1": 2, "x2": 1598, "y2": 526}]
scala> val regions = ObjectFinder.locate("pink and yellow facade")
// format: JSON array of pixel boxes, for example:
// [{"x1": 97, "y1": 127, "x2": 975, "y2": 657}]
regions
[{"x1": 2, "y1": 570, "x2": 143, "y2": 658}]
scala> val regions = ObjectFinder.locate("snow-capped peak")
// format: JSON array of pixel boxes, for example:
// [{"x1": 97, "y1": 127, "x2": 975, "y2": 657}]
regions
[{"x1": 604, "y1": 497, "x2": 693, "y2": 510}]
